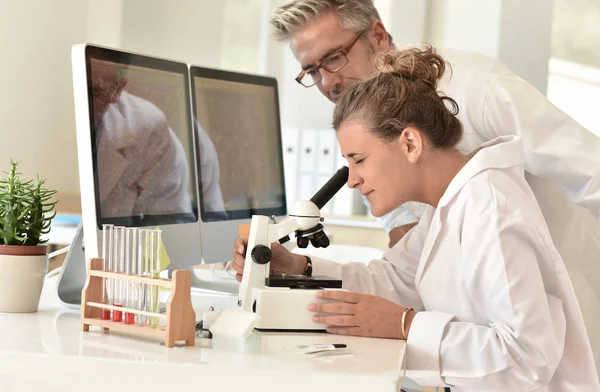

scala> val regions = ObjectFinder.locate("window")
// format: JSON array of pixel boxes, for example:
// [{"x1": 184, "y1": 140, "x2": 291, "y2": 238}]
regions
[{"x1": 547, "y1": 0, "x2": 600, "y2": 136}]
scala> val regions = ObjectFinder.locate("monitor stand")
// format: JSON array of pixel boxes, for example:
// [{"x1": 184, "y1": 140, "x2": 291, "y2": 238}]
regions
[
  {"x1": 56, "y1": 222, "x2": 87, "y2": 309},
  {"x1": 56, "y1": 223, "x2": 239, "y2": 310}
]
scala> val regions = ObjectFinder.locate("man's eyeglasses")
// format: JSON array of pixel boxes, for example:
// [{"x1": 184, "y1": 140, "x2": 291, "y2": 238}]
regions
[{"x1": 295, "y1": 31, "x2": 366, "y2": 88}]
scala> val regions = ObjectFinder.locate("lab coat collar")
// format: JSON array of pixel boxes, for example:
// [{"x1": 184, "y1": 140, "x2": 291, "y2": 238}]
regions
[
  {"x1": 415, "y1": 136, "x2": 524, "y2": 285},
  {"x1": 438, "y1": 135, "x2": 525, "y2": 208}
]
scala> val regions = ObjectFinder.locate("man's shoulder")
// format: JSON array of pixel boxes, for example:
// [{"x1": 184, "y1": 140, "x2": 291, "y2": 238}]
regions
[
  {"x1": 434, "y1": 47, "x2": 513, "y2": 93},
  {"x1": 437, "y1": 48, "x2": 509, "y2": 74}
]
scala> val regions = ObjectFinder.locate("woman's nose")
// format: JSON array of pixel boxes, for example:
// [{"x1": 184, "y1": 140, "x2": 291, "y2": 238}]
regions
[{"x1": 347, "y1": 170, "x2": 361, "y2": 189}]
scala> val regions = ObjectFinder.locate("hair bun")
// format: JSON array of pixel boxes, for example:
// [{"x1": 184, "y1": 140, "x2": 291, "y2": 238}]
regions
[{"x1": 375, "y1": 44, "x2": 446, "y2": 90}]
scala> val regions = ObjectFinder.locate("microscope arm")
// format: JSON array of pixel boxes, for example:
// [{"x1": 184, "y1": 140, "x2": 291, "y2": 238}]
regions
[{"x1": 266, "y1": 217, "x2": 300, "y2": 244}]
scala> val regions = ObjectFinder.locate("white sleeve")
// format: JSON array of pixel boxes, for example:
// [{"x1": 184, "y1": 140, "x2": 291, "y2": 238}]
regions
[
  {"x1": 407, "y1": 216, "x2": 565, "y2": 390},
  {"x1": 483, "y1": 72, "x2": 600, "y2": 222},
  {"x1": 311, "y1": 211, "x2": 431, "y2": 310}
]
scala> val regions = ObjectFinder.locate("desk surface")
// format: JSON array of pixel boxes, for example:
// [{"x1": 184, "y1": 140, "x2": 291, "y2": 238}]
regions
[{"x1": 0, "y1": 276, "x2": 406, "y2": 392}]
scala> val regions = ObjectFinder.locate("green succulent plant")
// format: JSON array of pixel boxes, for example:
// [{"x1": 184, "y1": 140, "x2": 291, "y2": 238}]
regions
[{"x1": 0, "y1": 159, "x2": 58, "y2": 246}]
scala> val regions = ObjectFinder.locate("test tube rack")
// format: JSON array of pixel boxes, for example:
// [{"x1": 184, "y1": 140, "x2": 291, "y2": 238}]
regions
[{"x1": 80, "y1": 258, "x2": 196, "y2": 348}]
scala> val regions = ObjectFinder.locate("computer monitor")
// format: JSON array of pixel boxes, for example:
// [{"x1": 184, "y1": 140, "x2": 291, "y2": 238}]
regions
[
  {"x1": 190, "y1": 66, "x2": 287, "y2": 264},
  {"x1": 71, "y1": 43, "x2": 203, "y2": 272}
]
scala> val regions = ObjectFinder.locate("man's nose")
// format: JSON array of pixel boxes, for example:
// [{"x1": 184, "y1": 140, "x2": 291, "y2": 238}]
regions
[{"x1": 319, "y1": 68, "x2": 341, "y2": 93}]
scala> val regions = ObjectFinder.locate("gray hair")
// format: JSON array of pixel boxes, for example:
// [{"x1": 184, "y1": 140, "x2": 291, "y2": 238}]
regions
[{"x1": 270, "y1": 0, "x2": 393, "y2": 43}]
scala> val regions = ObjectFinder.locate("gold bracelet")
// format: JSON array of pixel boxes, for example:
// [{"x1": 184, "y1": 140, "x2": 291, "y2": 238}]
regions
[{"x1": 400, "y1": 307, "x2": 413, "y2": 340}]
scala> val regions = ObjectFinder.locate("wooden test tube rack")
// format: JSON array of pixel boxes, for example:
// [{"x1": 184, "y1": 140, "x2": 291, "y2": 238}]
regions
[{"x1": 80, "y1": 258, "x2": 196, "y2": 348}]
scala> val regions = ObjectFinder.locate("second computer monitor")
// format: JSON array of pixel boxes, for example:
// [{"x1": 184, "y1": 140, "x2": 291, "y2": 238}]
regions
[{"x1": 190, "y1": 66, "x2": 287, "y2": 263}]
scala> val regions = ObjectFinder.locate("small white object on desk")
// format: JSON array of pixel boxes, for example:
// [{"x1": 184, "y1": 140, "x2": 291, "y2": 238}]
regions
[{"x1": 208, "y1": 309, "x2": 260, "y2": 340}]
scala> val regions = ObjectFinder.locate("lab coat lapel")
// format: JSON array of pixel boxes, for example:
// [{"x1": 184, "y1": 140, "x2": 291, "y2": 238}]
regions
[
  {"x1": 414, "y1": 210, "x2": 441, "y2": 286},
  {"x1": 414, "y1": 136, "x2": 525, "y2": 286}
]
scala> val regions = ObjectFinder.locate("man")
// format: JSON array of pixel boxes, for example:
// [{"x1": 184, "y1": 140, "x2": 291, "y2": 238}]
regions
[{"x1": 234, "y1": 0, "x2": 600, "y2": 377}]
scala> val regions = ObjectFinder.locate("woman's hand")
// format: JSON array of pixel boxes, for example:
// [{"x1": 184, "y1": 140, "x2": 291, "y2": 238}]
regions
[
  {"x1": 230, "y1": 237, "x2": 307, "y2": 282},
  {"x1": 308, "y1": 291, "x2": 416, "y2": 339}
]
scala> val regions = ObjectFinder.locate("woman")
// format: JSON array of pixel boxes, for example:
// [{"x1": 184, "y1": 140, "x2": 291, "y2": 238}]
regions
[{"x1": 232, "y1": 46, "x2": 599, "y2": 390}]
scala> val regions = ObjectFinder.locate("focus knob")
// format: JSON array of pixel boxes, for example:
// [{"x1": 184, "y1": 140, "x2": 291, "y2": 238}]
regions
[{"x1": 251, "y1": 245, "x2": 272, "y2": 265}]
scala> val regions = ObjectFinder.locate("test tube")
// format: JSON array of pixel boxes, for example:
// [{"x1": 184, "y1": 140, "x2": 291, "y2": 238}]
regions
[
  {"x1": 101, "y1": 224, "x2": 114, "y2": 320},
  {"x1": 149, "y1": 230, "x2": 161, "y2": 328},
  {"x1": 124, "y1": 228, "x2": 137, "y2": 325},
  {"x1": 112, "y1": 226, "x2": 125, "y2": 322},
  {"x1": 137, "y1": 229, "x2": 149, "y2": 326}
]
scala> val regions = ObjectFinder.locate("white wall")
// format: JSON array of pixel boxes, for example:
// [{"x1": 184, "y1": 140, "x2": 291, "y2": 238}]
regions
[
  {"x1": 120, "y1": 0, "x2": 224, "y2": 68},
  {"x1": 0, "y1": 0, "x2": 126, "y2": 196},
  {"x1": 547, "y1": 58, "x2": 600, "y2": 136},
  {"x1": 425, "y1": 0, "x2": 554, "y2": 94},
  {"x1": 86, "y1": 0, "x2": 123, "y2": 48},
  {"x1": 0, "y1": 1, "x2": 89, "y2": 193}
]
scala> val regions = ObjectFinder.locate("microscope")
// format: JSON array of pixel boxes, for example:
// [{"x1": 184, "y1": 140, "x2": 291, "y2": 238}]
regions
[{"x1": 238, "y1": 166, "x2": 349, "y2": 331}]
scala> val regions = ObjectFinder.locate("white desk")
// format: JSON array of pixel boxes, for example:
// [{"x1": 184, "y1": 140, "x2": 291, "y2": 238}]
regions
[{"x1": 0, "y1": 276, "x2": 407, "y2": 392}]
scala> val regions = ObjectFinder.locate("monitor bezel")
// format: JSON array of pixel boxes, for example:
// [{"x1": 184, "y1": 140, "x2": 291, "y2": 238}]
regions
[
  {"x1": 84, "y1": 45, "x2": 199, "y2": 229},
  {"x1": 189, "y1": 65, "x2": 287, "y2": 222}
]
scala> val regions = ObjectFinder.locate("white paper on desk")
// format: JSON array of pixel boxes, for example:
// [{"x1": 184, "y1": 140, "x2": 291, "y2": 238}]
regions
[{"x1": 209, "y1": 310, "x2": 260, "y2": 340}]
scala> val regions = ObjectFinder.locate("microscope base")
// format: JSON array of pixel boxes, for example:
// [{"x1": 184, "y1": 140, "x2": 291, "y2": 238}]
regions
[{"x1": 252, "y1": 287, "x2": 344, "y2": 331}]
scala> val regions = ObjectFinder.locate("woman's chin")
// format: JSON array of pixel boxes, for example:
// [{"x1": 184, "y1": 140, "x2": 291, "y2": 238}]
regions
[{"x1": 370, "y1": 205, "x2": 391, "y2": 218}]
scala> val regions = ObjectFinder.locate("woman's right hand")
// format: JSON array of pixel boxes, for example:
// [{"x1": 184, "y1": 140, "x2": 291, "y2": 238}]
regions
[{"x1": 231, "y1": 237, "x2": 307, "y2": 282}]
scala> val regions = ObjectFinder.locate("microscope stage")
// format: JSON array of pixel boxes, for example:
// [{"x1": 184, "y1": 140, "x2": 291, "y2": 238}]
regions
[{"x1": 265, "y1": 274, "x2": 342, "y2": 289}]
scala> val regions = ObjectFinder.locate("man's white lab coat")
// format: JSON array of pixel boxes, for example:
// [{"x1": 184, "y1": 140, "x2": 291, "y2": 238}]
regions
[
  {"x1": 314, "y1": 136, "x2": 600, "y2": 391},
  {"x1": 97, "y1": 91, "x2": 193, "y2": 218},
  {"x1": 374, "y1": 48, "x2": 600, "y2": 374}
]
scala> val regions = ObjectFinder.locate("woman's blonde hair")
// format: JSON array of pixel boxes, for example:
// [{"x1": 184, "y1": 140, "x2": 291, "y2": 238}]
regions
[
  {"x1": 332, "y1": 44, "x2": 462, "y2": 148},
  {"x1": 270, "y1": 0, "x2": 393, "y2": 44}
]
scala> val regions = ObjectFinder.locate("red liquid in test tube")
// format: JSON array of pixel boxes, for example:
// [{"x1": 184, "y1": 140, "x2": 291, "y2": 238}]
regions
[
  {"x1": 101, "y1": 309, "x2": 111, "y2": 320},
  {"x1": 112, "y1": 303, "x2": 123, "y2": 322},
  {"x1": 125, "y1": 313, "x2": 135, "y2": 324}
]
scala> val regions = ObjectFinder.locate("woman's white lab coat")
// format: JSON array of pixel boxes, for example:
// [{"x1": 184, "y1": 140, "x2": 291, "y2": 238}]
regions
[
  {"x1": 313, "y1": 136, "x2": 600, "y2": 391},
  {"x1": 375, "y1": 49, "x2": 600, "y2": 375}
]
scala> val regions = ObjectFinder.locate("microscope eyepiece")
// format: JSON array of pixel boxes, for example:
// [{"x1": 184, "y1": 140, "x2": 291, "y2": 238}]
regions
[{"x1": 310, "y1": 166, "x2": 349, "y2": 209}]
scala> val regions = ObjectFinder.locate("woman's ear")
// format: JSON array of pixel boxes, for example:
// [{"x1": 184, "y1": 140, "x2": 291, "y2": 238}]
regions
[{"x1": 400, "y1": 127, "x2": 423, "y2": 164}]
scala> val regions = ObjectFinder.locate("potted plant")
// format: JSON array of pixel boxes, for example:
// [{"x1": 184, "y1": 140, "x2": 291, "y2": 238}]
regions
[{"x1": 0, "y1": 159, "x2": 57, "y2": 313}]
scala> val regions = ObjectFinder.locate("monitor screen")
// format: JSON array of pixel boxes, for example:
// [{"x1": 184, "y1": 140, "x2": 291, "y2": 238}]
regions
[
  {"x1": 86, "y1": 47, "x2": 198, "y2": 228},
  {"x1": 190, "y1": 67, "x2": 286, "y2": 222}
]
